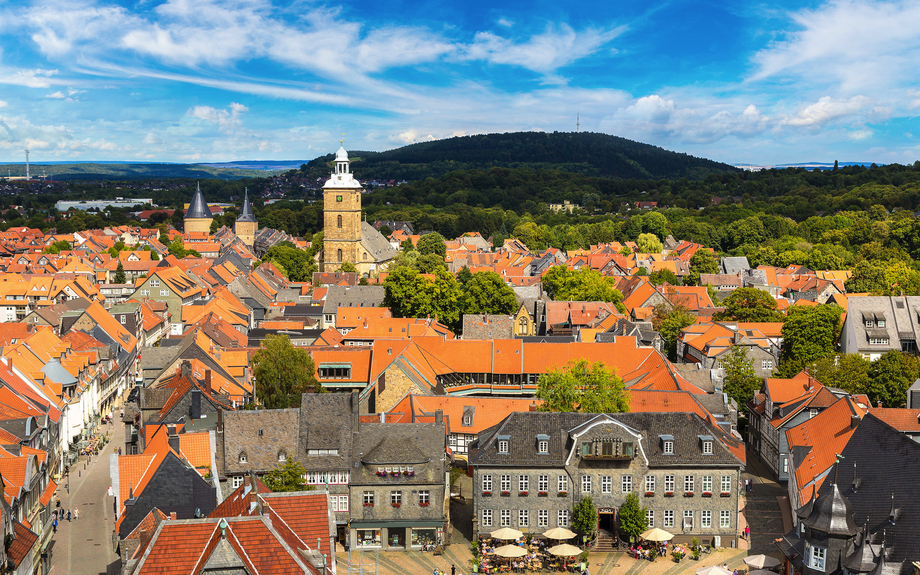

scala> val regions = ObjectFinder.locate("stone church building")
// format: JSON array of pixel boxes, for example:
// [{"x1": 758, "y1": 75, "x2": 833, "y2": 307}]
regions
[{"x1": 321, "y1": 145, "x2": 396, "y2": 275}]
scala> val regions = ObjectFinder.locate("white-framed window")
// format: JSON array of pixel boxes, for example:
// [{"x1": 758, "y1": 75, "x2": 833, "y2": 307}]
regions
[
  {"x1": 865, "y1": 320, "x2": 874, "y2": 328},
  {"x1": 807, "y1": 543, "x2": 826, "y2": 571},
  {"x1": 622, "y1": 475, "x2": 633, "y2": 493},
  {"x1": 762, "y1": 359, "x2": 773, "y2": 370},
  {"x1": 684, "y1": 475, "x2": 695, "y2": 493},
  {"x1": 684, "y1": 510, "x2": 694, "y2": 529},
  {"x1": 419, "y1": 490, "x2": 430, "y2": 505},
  {"x1": 538, "y1": 440, "x2": 549, "y2": 453},
  {"x1": 500, "y1": 475, "x2": 511, "y2": 492},
  {"x1": 391, "y1": 491, "x2": 401, "y2": 506},
  {"x1": 538, "y1": 510, "x2": 548, "y2": 527},
  {"x1": 702, "y1": 441, "x2": 713, "y2": 454},
  {"x1": 783, "y1": 457, "x2": 789, "y2": 473},
  {"x1": 232, "y1": 475, "x2": 244, "y2": 488},
  {"x1": 665, "y1": 475, "x2": 674, "y2": 493},
  {"x1": 646, "y1": 510, "x2": 654, "y2": 528},
  {"x1": 498, "y1": 440, "x2": 509, "y2": 453},
  {"x1": 519, "y1": 510, "x2": 529, "y2": 527},
  {"x1": 500, "y1": 510, "x2": 511, "y2": 527},
  {"x1": 519, "y1": 475, "x2": 529, "y2": 493},
  {"x1": 877, "y1": 319, "x2": 886, "y2": 328},
  {"x1": 869, "y1": 338, "x2": 890, "y2": 345},
  {"x1": 120, "y1": 315, "x2": 126, "y2": 324},
  {"x1": 701, "y1": 510, "x2": 711, "y2": 528},
  {"x1": 558, "y1": 476, "x2": 568, "y2": 493},
  {"x1": 482, "y1": 474, "x2": 492, "y2": 492},
  {"x1": 336, "y1": 495, "x2": 348, "y2": 512},
  {"x1": 239, "y1": 453, "x2": 247, "y2": 463},
  {"x1": 663, "y1": 441, "x2": 673, "y2": 454},
  {"x1": 810, "y1": 409, "x2": 818, "y2": 418},
  {"x1": 601, "y1": 476, "x2": 612, "y2": 493},
  {"x1": 482, "y1": 509, "x2": 493, "y2": 528},
  {"x1": 140, "y1": 289, "x2": 150, "y2": 296},
  {"x1": 702, "y1": 476, "x2": 712, "y2": 493},
  {"x1": 663, "y1": 510, "x2": 674, "y2": 528},
  {"x1": 646, "y1": 475, "x2": 656, "y2": 493},
  {"x1": 720, "y1": 510, "x2": 730, "y2": 528},
  {"x1": 160, "y1": 290, "x2": 169, "y2": 296},
  {"x1": 150, "y1": 280, "x2": 160, "y2": 287},
  {"x1": 538, "y1": 475, "x2": 549, "y2": 493},
  {"x1": 721, "y1": 476, "x2": 731, "y2": 494},
  {"x1": 557, "y1": 510, "x2": 569, "y2": 527},
  {"x1": 363, "y1": 491, "x2": 374, "y2": 505},
  {"x1": 581, "y1": 475, "x2": 592, "y2": 493}
]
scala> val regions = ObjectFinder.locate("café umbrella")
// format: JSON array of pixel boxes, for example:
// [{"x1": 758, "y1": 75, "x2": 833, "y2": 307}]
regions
[
  {"x1": 548, "y1": 543, "x2": 583, "y2": 557},
  {"x1": 696, "y1": 566, "x2": 733, "y2": 575},
  {"x1": 639, "y1": 528, "x2": 675, "y2": 542},
  {"x1": 494, "y1": 544, "x2": 528, "y2": 558},
  {"x1": 744, "y1": 555, "x2": 782, "y2": 569},
  {"x1": 542, "y1": 528, "x2": 577, "y2": 540},
  {"x1": 490, "y1": 527, "x2": 524, "y2": 540}
]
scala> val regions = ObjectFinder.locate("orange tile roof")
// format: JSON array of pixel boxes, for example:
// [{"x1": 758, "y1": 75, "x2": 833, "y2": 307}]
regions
[
  {"x1": 39, "y1": 479, "x2": 57, "y2": 506},
  {"x1": 867, "y1": 407, "x2": 920, "y2": 432},
  {"x1": 178, "y1": 432, "x2": 213, "y2": 474},
  {"x1": 7, "y1": 521, "x2": 37, "y2": 568},
  {"x1": 385, "y1": 395, "x2": 541, "y2": 435}
]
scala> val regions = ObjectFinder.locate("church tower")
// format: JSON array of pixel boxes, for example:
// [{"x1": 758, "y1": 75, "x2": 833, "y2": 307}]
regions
[
  {"x1": 184, "y1": 183, "x2": 213, "y2": 234},
  {"x1": 322, "y1": 145, "x2": 362, "y2": 272},
  {"x1": 234, "y1": 189, "x2": 258, "y2": 247}
]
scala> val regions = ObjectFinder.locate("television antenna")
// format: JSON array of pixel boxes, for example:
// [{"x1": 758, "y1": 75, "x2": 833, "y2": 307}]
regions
[
  {"x1": 576, "y1": 113, "x2": 580, "y2": 133},
  {"x1": 25, "y1": 149, "x2": 30, "y2": 180}
]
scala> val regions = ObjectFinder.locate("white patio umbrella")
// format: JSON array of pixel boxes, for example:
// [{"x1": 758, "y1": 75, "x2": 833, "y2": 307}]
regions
[
  {"x1": 748, "y1": 570, "x2": 780, "y2": 575},
  {"x1": 639, "y1": 527, "x2": 675, "y2": 542},
  {"x1": 744, "y1": 555, "x2": 782, "y2": 569},
  {"x1": 696, "y1": 566, "x2": 732, "y2": 575},
  {"x1": 494, "y1": 544, "x2": 528, "y2": 558},
  {"x1": 490, "y1": 527, "x2": 524, "y2": 540},
  {"x1": 542, "y1": 527, "x2": 577, "y2": 540},
  {"x1": 548, "y1": 543, "x2": 583, "y2": 557}
]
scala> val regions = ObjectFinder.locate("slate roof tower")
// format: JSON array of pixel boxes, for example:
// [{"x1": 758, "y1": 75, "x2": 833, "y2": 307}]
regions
[{"x1": 184, "y1": 183, "x2": 213, "y2": 234}]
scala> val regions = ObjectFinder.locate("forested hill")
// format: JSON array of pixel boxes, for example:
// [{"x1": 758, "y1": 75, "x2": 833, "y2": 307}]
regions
[{"x1": 301, "y1": 132, "x2": 739, "y2": 182}]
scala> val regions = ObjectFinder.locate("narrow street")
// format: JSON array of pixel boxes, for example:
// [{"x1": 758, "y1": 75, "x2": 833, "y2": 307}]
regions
[{"x1": 49, "y1": 417, "x2": 123, "y2": 575}]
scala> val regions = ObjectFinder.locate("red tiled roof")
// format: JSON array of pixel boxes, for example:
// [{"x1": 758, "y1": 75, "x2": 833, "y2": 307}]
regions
[
  {"x1": 39, "y1": 479, "x2": 57, "y2": 506},
  {"x1": 867, "y1": 408, "x2": 920, "y2": 432},
  {"x1": 7, "y1": 521, "x2": 37, "y2": 568}
]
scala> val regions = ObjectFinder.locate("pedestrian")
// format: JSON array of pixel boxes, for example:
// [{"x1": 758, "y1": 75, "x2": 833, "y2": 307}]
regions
[
  {"x1": 52, "y1": 518, "x2": 57, "y2": 534},
  {"x1": 74, "y1": 508, "x2": 79, "y2": 521},
  {"x1": 745, "y1": 526, "x2": 750, "y2": 539},
  {"x1": 66, "y1": 510, "x2": 71, "y2": 522},
  {"x1": 451, "y1": 565, "x2": 456, "y2": 575}
]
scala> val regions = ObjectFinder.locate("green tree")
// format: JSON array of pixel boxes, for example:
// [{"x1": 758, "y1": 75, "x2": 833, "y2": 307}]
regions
[
  {"x1": 262, "y1": 459, "x2": 314, "y2": 492},
  {"x1": 636, "y1": 233, "x2": 663, "y2": 254},
  {"x1": 339, "y1": 261, "x2": 358, "y2": 274},
  {"x1": 844, "y1": 261, "x2": 887, "y2": 293},
  {"x1": 252, "y1": 335, "x2": 325, "y2": 409},
  {"x1": 400, "y1": 238, "x2": 415, "y2": 252},
  {"x1": 457, "y1": 266, "x2": 473, "y2": 285},
  {"x1": 262, "y1": 245, "x2": 314, "y2": 282},
  {"x1": 809, "y1": 354, "x2": 871, "y2": 396},
  {"x1": 536, "y1": 360, "x2": 630, "y2": 413},
  {"x1": 383, "y1": 267, "x2": 464, "y2": 330},
  {"x1": 713, "y1": 287, "x2": 784, "y2": 322},
  {"x1": 43, "y1": 240, "x2": 71, "y2": 254},
  {"x1": 653, "y1": 305, "x2": 696, "y2": 361},
  {"x1": 686, "y1": 249, "x2": 719, "y2": 286},
  {"x1": 167, "y1": 238, "x2": 201, "y2": 259},
  {"x1": 572, "y1": 496, "x2": 598, "y2": 536},
  {"x1": 778, "y1": 305, "x2": 843, "y2": 377},
  {"x1": 649, "y1": 269, "x2": 679, "y2": 286},
  {"x1": 414, "y1": 253, "x2": 447, "y2": 273},
  {"x1": 416, "y1": 232, "x2": 447, "y2": 257},
  {"x1": 542, "y1": 266, "x2": 624, "y2": 306},
  {"x1": 866, "y1": 351, "x2": 920, "y2": 408},
  {"x1": 720, "y1": 345, "x2": 763, "y2": 407},
  {"x1": 462, "y1": 272, "x2": 518, "y2": 316},
  {"x1": 114, "y1": 262, "x2": 126, "y2": 284},
  {"x1": 618, "y1": 492, "x2": 648, "y2": 541}
]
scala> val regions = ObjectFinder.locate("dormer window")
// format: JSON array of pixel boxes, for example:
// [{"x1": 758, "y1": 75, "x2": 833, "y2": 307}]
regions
[
  {"x1": 865, "y1": 320, "x2": 873, "y2": 328},
  {"x1": 660, "y1": 435, "x2": 674, "y2": 455},
  {"x1": 877, "y1": 319, "x2": 885, "y2": 328},
  {"x1": 239, "y1": 452, "x2": 247, "y2": 463},
  {"x1": 699, "y1": 435, "x2": 713, "y2": 454},
  {"x1": 278, "y1": 451, "x2": 287, "y2": 462},
  {"x1": 806, "y1": 542, "x2": 826, "y2": 571},
  {"x1": 537, "y1": 434, "x2": 550, "y2": 454},
  {"x1": 497, "y1": 435, "x2": 510, "y2": 453}
]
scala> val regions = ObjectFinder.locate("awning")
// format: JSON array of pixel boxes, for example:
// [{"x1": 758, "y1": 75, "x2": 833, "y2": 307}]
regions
[{"x1": 39, "y1": 480, "x2": 57, "y2": 507}]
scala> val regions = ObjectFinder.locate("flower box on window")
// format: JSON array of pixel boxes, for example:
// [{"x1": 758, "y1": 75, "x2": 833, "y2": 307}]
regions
[
  {"x1": 391, "y1": 503, "x2": 401, "y2": 508},
  {"x1": 500, "y1": 491, "x2": 511, "y2": 496},
  {"x1": 519, "y1": 491, "x2": 528, "y2": 496},
  {"x1": 363, "y1": 502, "x2": 374, "y2": 507},
  {"x1": 407, "y1": 471, "x2": 415, "y2": 477},
  {"x1": 665, "y1": 492, "x2": 674, "y2": 497},
  {"x1": 419, "y1": 502, "x2": 430, "y2": 507},
  {"x1": 720, "y1": 492, "x2": 731, "y2": 497},
  {"x1": 645, "y1": 491, "x2": 655, "y2": 497},
  {"x1": 376, "y1": 471, "x2": 386, "y2": 477},
  {"x1": 702, "y1": 492, "x2": 712, "y2": 497},
  {"x1": 482, "y1": 491, "x2": 492, "y2": 496},
  {"x1": 684, "y1": 492, "x2": 694, "y2": 497},
  {"x1": 557, "y1": 491, "x2": 568, "y2": 497},
  {"x1": 538, "y1": 491, "x2": 548, "y2": 497},
  {"x1": 391, "y1": 471, "x2": 400, "y2": 477}
]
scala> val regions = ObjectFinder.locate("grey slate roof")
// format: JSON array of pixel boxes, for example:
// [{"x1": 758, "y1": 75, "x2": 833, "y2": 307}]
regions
[
  {"x1": 186, "y1": 183, "x2": 211, "y2": 219},
  {"x1": 462, "y1": 314, "x2": 514, "y2": 340},
  {"x1": 360, "y1": 222, "x2": 397, "y2": 263},
  {"x1": 352, "y1": 422, "x2": 447, "y2": 485},
  {"x1": 297, "y1": 393, "x2": 356, "y2": 471},
  {"x1": 720, "y1": 256, "x2": 750, "y2": 275},
  {"x1": 470, "y1": 411, "x2": 743, "y2": 468},
  {"x1": 222, "y1": 409, "x2": 301, "y2": 475},
  {"x1": 322, "y1": 286, "x2": 385, "y2": 314},
  {"x1": 237, "y1": 190, "x2": 256, "y2": 223}
]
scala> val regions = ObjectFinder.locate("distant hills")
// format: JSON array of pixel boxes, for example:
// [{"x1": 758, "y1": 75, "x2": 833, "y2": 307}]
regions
[
  {"x1": 0, "y1": 162, "x2": 286, "y2": 181},
  {"x1": 302, "y1": 131, "x2": 740, "y2": 182}
]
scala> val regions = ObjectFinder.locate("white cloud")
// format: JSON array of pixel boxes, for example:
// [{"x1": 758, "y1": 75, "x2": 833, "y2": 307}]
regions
[
  {"x1": 908, "y1": 89, "x2": 920, "y2": 110},
  {"x1": 143, "y1": 132, "x2": 164, "y2": 145},
  {"x1": 0, "y1": 101, "x2": 6, "y2": 108},
  {"x1": 186, "y1": 102, "x2": 249, "y2": 132},
  {"x1": 848, "y1": 128, "x2": 873, "y2": 140},
  {"x1": 45, "y1": 91, "x2": 66, "y2": 99},
  {"x1": 0, "y1": 116, "x2": 76, "y2": 150},
  {"x1": 497, "y1": 18, "x2": 514, "y2": 28},
  {"x1": 0, "y1": 68, "x2": 58, "y2": 89},
  {"x1": 783, "y1": 96, "x2": 873, "y2": 127}
]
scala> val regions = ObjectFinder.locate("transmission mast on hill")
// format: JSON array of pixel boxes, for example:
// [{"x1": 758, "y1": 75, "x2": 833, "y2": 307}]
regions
[
  {"x1": 25, "y1": 149, "x2": 30, "y2": 180},
  {"x1": 576, "y1": 113, "x2": 580, "y2": 133}
]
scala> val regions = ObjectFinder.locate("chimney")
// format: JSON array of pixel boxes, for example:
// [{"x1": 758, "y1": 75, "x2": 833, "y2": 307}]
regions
[
  {"x1": 877, "y1": 401, "x2": 883, "y2": 408},
  {"x1": 205, "y1": 370, "x2": 212, "y2": 395},
  {"x1": 379, "y1": 411, "x2": 385, "y2": 423},
  {"x1": 190, "y1": 388, "x2": 201, "y2": 420},
  {"x1": 850, "y1": 414, "x2": 860, "y2": 430},
  {"x1": 529, "y1": 402, "x2": 538, "y2": 412},
  {"x1": 351, "y1": 390, "x2": 360, "y2": 426},
  {"x1": 167, "y1": 424, "x2": 180, "y2": 453},
  {"x1": 435, "y1": 409, "x2": 443, "y2": 424},
  {"x1": 217, "y1": 408, "x2": 223, "y2": 432},
  {"x1": 170, "y1": 512, "x2": 177, "y2": 520}
]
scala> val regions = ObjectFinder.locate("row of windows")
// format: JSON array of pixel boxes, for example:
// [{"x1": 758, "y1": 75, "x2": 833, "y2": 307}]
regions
[
  {"x1": 649, "y1": 510, "x2": 732, "y2": 529},
  {"x1": 306, "y1": 471, "x2": 350, "y2": 485},
  {"x1": 482, "y1": 474, "x2": 733, "y2": 495},
  {"x1": 362, "y1": 490, "x2": 429, "y2": 506},
  {"x1": 481, "y1": 509, "x2": 568, "y2": 528}
]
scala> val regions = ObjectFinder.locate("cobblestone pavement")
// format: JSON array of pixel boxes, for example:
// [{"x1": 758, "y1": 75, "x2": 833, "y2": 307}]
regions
[
  {"x1": 49, "y1": 418, "x2": 122, "y2": 575},
  {"x1": 741, "y1": 446, "x2": 792, "y2": 557}
]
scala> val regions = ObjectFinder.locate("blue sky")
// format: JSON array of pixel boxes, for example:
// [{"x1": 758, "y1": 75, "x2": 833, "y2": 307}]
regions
[{"x1": 1, "y1": 0, "x2": 920, "y2": 166}]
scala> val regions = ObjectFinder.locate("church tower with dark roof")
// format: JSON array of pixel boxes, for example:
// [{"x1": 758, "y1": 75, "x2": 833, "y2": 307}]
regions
[
  {"x1": 184, "y1": 183, "x2": 213, "y2": 235},
  {"x1": 234, "y1": 190, "x2": 258, "y2": 247}
]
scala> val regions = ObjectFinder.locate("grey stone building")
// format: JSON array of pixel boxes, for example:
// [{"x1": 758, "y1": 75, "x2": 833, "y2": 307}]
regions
[
  {"x1": 840, "y1": 296, "x2": 920, "y2": 361},
  {"x1": 469, "y1": 411, "x2": 744, "y2": 548}
]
